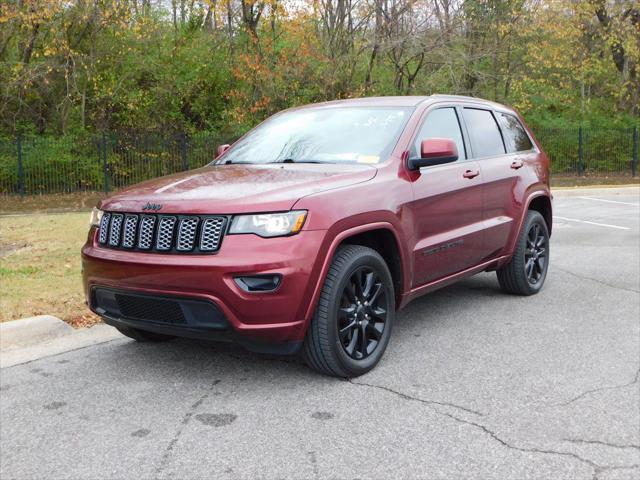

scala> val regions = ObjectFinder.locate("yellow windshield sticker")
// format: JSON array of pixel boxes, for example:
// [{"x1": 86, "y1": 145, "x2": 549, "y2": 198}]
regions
[{"x1": 357, "y1": 155, "x2": 379, "y2": 164}]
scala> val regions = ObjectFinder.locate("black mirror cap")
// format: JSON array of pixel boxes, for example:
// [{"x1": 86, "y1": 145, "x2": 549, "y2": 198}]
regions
[{"x1": 407, "y1": 154, "x2": 458, "y2": 170}]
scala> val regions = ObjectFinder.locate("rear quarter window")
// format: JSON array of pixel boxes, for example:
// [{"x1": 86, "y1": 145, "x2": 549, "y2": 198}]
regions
[
  {"x1": 462, "y1": 108, "x2": 506, "y2": 158},
  {"x1": 499, "y1": 113, "x2": 534, "y2": 152}
]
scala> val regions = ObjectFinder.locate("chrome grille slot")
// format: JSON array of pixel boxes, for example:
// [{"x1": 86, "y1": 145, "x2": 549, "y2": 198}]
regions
[
  {"x1": 138, "y1": 215, "x2": 156, "y2": 250},
  {"x1": 200, "y1": 218, "x2": 225, "y2": 252},
  {"x1": 177, "y1": 217, "x2": 199, "y2": 251},
  {"x1": 156, "y1": 216, "x2": 177, "y2": 251},
  {"x1": 98, "y1": 212, "x2": 226, "y2": 254},
  {"x1": 98, "y1": 213, "x2": 111, "y2": 244},
  {"x1": 122, "y1": 215, "x2": 138, "y2": 248},
  {"x1": 109, "y1": 214, "x2": 124, "y2": 246}
]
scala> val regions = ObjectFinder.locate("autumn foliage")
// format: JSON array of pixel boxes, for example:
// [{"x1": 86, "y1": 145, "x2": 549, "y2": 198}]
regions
[{"x1": 0, "y1": 0, "x2": 638, "y2": 137}]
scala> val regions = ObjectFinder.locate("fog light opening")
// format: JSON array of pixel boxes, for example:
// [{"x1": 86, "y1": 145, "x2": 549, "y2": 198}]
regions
[{"x1": 234, "y1": 275, "x2": 282, "y2": 293}]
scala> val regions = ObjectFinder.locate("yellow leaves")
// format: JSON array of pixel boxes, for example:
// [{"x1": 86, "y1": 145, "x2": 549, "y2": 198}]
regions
[{"x1": 12, "y1": 63, "x2": 24, "y2": 74}]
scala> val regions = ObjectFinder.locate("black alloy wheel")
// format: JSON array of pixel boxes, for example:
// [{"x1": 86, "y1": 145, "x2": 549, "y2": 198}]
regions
[
  {"x1": 303, "y1": 245, "x2": 395, "y2": 377},
  {"x1": 337, "y1": 266, "x2": 388, "y2": 360},
  {"x1": 497, "y1": 210, "x2": 550, "y2": 295},
  {"x1": 524, "y1": 222, "x2": 547, "y2": 285}
]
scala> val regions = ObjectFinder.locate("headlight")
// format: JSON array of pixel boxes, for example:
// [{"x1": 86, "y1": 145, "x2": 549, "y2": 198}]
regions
[
  {"x1": 89, "y1": 207, "x2": 103, "y2": 228},
  {"x1": 229, "y1": 211, "x2": 307, "y2": 238}
]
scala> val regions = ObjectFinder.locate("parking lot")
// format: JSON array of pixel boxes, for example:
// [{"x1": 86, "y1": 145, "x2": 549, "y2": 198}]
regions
[{"x1": 1, "y1": 188, "x2": 638, "y2": 480}]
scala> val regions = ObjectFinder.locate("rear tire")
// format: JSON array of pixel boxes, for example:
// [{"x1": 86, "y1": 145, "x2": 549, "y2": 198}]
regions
[
  {"x1": 497, "y1": 210, "x2": 549, "y2": 295},
  {"x1": 116, "y1": 326, "x2": 175, "y2": 342},
  {"x1": 303, "y1": 245, "x2": 395, "y2": 378}
]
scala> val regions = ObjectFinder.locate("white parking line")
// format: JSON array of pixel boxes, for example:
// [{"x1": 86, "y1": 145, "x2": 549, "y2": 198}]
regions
[
  {"x1": 553, "y1": 215, "x2": 630, "y2": 230},
  {"x1": 578, "y1": 196, "x2": 639, "y2": 207}
]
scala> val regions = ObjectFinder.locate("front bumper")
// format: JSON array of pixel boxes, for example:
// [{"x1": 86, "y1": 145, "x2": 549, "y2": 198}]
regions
[{"x1": 82, "y1": 228, "x2": 327, "y2": 350}]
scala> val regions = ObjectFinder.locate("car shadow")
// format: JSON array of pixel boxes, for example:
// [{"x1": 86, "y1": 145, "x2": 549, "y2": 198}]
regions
[
  {"x1": 99, "y1": 273, "x2": 504, "y2": 383},
  {"x1": 392, "y1": 272, "x2": 502, "y2": 331}
]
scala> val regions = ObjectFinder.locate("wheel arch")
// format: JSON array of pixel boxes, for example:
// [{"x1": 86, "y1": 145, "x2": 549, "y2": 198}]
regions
[
  {"x1": 301, "y1": 222, "x2": 408, "y2": 325},
  {"x1": 527, "y1": 195, "x2": 553, "y2": 236},
  {"x1": 501, "y1": 190, "x2": 552, "y2": 265},
  {"x1": 339, "y1": 228, "x2": 404, "y2": 308}
]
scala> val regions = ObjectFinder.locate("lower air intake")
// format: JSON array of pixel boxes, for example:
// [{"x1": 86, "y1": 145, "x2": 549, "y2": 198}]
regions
[
  {"x1": 115, "y1": 294, "x2": 186, "y2": 324},
  {"x1": 92, "y1": 288, "x2": 229, "y2": 331}
]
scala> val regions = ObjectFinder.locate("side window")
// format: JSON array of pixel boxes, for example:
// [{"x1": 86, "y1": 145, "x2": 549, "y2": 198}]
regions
[
  {"x1": 462, "y1": 108, "x2": 506, "y2": 158},
  {"x1": 412, "y1": 107, "x2": 466, "y2": 160},
  {"x1": 499, "y1": 113, "x2": 533, "y2": 152}
]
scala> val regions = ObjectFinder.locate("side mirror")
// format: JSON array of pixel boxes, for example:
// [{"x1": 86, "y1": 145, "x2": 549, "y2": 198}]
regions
[
  {"x1": 407, "y1": 138, "x2": 458, "y2": 170},
  {"x1": 216, "y1": 144, "x2": 231, "y2": 158}
]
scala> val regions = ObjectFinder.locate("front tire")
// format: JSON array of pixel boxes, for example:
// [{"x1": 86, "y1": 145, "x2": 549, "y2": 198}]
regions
[
  {"x1": 303, "y1": 245, "x2": 395, "y2": 378},
  {"x1": 497, "y1": 210, "x2": 550, "y2": 295},
  {"x1": 116, "y1": 326, "x2": 175, "y2": 342}
]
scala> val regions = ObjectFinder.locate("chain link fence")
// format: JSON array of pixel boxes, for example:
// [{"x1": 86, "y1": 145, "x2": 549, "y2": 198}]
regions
[
  {"x1": 0, "y1": 132, "x2": 226, "y2": 196},
  {"x1": 534, "y1": 126, "x2": 638, "y2": 177},
  {"x1": 0, "y1": 127, "x2": 638, "y2": 196}
]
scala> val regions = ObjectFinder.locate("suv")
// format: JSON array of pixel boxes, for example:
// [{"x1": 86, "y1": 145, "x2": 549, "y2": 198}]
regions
[{"x1": 82, "y1": 95, "x2": 551, "y2": 377}]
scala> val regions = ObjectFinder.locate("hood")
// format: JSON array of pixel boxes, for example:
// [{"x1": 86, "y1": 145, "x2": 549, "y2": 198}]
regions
[{"x1": 100, "y1": 163, "x2": 377, "y2": 214}]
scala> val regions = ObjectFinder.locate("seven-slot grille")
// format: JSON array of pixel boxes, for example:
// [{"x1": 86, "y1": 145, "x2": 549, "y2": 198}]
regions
[{"x1": 98, "y1": 213, "x2": 227, "y2": 254}]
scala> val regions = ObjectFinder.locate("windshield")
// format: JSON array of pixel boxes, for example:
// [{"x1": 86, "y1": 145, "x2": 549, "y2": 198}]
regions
[{"x1": 216, "y1": 106, "x2": 412, "y2": 165}]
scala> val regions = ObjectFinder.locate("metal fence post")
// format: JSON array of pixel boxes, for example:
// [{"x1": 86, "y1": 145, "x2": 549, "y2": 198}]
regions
[
  {"x1": 633, "y1": 126, "x2": 638, "y2": 178},
  {"x1": 180, "y1": 133, "x2": 188, "y2": 171},
  {"x1": 578, "y1": 126, "x2": 584, "y2": 176},
  {"x1": 16, "y1": 134, "x2": 25, "y2": 196},
  {"x1": 102, "y1": 132, "x2": 109, "y2": 193}
]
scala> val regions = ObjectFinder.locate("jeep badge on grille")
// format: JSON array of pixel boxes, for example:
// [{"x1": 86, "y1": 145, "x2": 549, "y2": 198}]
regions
[{"x1": 142, "y1": 202, "x2": 163, "y2": 212}]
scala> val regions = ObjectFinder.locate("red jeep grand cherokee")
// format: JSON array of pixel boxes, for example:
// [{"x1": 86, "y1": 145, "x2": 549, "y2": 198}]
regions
[{"x1": 82, "y1": 95, "x2": 551, "y2": 377}]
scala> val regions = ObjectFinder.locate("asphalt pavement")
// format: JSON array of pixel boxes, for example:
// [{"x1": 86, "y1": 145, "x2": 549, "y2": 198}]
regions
[{"x1": 1, "y1": 187, "x2": 639, "y2": 480}]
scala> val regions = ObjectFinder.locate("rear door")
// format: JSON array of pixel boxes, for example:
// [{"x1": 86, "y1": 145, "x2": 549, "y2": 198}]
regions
[
  {"x1": 408, "y1": 106, "x2": 485, "y2": 287},
  {"x1": 466, "y1": 109, "x2": 537, "y2": 257}
]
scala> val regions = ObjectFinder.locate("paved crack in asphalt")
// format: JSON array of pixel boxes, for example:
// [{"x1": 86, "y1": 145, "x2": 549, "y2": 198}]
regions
[
  {"x1": 592, "y1": 464, "x2": 640, "y2": 480},
  {"x1": 154, "y1": 379, "x2": 221, "y2": 477},
  {"x1": 554, "y1": 265, "x2": 640, "y2": 294},
  {"x1": 562, "y1": 438, "x2": 640, "y2": 451},
  {"x1": 347, "y1": 379, "x2": 485, "y2": 416},
  {"x1": 347, "y1": 379, "x2": 639, "y2": 478},
  {"x1": 438, "y1": 410, "x2": 639, "y2": 480},
  {"x1": 554, "y1": 366, "x2": 640, "y2": 407},
  {"x1": 307, "y1": 450, "x2": 319, "y2": 480}
]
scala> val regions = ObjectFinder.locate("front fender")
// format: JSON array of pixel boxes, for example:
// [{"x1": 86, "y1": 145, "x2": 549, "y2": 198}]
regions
[{"x1": 295, "y1": 217, "x2": 410, "y2": 334}]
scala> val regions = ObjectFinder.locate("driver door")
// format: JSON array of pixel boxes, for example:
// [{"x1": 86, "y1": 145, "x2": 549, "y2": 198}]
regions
[{"x1": 407, "y1": 106, "x2": 485, "y2": 287}]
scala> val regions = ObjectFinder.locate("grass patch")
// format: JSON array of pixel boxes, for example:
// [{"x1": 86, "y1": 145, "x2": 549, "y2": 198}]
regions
[
  {"x1": 551, "y1": 174, "x2": 639, "y2": 187},
  {"x1": 0, "y1": 212, "x2": 99, "y2": 326},
  {"x1": 0, "y1": 192, "x2": 104, "y2": 214},
  {"x1": 0, "y1": 265, "x2": 41, "y2": 276}
]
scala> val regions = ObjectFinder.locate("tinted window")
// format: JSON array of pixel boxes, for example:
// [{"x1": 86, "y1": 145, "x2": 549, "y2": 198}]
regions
[
  {"x1": 462, "y1": 108, "x2": 506, "y2": 158},
  {"x1": 500, "y1": 113, "x2": 533, "y2": 152},
  {"x1": 217, "y1": 107, "x2": 411, "y2": 165},
  {"x1": 412, "y1": 108, "x2": 466, "y2": 160}
]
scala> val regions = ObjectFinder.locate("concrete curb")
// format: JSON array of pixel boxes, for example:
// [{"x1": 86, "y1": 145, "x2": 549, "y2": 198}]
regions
[
  {"x1": 0, "y1": 317, "x2": 122, "y2": 368},
  {"x1": 0, "y1": 315, "x2": 74, "y2": 350},
  {"x1": 552, "y1": 185, "x2": 640, "y2": 197}
]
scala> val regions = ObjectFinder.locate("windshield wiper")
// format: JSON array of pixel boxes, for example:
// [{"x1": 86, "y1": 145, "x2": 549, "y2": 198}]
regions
[
  {"x1": 276, "y1": 159, "x2": 333, "y2": 164},
  {"x1": 220, "y1": 159, "x2": 333, "y2": 165}
]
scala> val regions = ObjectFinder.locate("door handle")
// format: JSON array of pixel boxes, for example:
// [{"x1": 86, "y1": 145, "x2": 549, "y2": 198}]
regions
[
  {"x1": 511, "y1": 160, "x2": 524, "y2": 169},
  {"x1": 463, "y1": 169, "x2": 480, "y2": 179}
]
